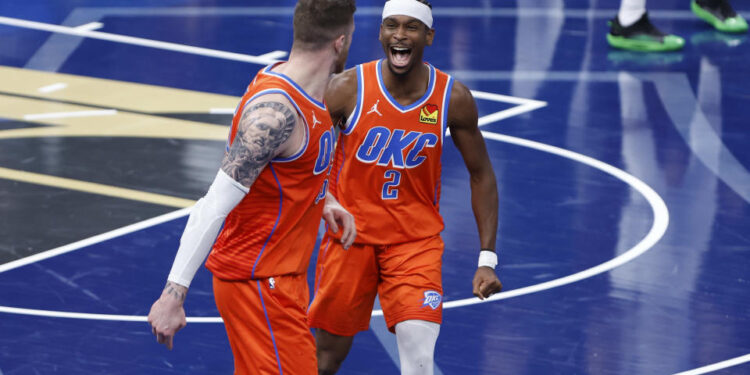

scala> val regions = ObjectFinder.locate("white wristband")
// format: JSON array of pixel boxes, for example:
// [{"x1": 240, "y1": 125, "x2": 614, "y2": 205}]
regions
[{"x1": 478, "y1": 250, "x2": 498, "y2": 269}]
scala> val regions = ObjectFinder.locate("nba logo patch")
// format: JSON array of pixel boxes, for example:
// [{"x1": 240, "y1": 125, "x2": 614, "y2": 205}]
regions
[
  {"x1": 269, "y1": 277, "x2": 276, "y2": 289},
  {"x1": 421, "y1": 290, "x2": 442, "y2": 310},
  {"x1": 419, "y1": 104, "x2": 439, "y2": 124}
]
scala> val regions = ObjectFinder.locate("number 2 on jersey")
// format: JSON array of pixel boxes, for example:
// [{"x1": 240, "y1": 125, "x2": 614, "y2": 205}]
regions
[{"x1": 382, "y1": 170, "x2": 401, "y2": 200}]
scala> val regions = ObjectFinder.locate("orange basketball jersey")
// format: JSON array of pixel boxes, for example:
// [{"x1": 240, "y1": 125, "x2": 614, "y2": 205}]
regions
[
  {"x1": 330, "y1": 60, "x2": 454, "y2": 244},
  {"x1": 206, "y1": 63, "x2": 335, "y2": 280}
]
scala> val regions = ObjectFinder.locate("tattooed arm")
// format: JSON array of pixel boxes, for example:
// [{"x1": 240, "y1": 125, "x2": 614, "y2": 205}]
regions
[
  {"x1": 221, "y1": 95, "x2": 300, "y2": 188},
  {"x1": 147, "y1": 95, "x2": 300, "y2": 350}
]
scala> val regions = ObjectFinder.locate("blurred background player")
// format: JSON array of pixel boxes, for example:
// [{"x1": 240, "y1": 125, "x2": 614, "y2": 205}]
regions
[
  {"x1": 307, "y1": 1, "x2": 502, "y2": 374},
  {"x1": 146, "y1": 1, "x2": 357, "y2": 374},
  {"x1": 608, "y1": 0, "x2": 747, "y2": 52}
]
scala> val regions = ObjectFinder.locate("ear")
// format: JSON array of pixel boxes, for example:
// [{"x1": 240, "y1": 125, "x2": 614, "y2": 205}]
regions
[
  {"x1": 425, "y1": 28, "x2": 435, "y2": 46},
  {"x1": 334, "y1": 34, "x2": 346, "y2": 54},
  {"x1": 379, "y1": 24, "x2": 384, "y2": 43}
]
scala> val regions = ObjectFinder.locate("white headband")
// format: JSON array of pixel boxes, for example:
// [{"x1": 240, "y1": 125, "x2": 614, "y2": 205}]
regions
[{"x1": 382, "y1": 0, "x2": 433, "y2": 29}]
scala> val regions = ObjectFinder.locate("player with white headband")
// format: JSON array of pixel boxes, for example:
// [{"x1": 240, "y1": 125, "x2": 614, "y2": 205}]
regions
[
  {"x1": 382, "y1": 0, "x2": 433, "y2": 28},
  {"x1": 308, "y1": 1, "x2": 504, "y2": 374}
]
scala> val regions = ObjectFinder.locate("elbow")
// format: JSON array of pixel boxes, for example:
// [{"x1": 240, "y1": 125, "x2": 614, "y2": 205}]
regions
[{"x1": 470, "y1": 167, "x2": 497, "y2": 187}]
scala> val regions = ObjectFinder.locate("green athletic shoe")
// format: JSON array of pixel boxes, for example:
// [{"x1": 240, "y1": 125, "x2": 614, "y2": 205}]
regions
[
  {"x1": 692, "y1": 0, "x2": 748, "y2": 33},
  {"x1": 607, "y1": 12, "x2": 685, "y2": 52}
]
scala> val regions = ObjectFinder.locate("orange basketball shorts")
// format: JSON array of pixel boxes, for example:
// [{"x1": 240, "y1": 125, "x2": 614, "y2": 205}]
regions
[
  {"x1": 308, "y1": 234, "x2": 444, "y2": 336},
  {"x1": 213, "y1": 273, "x2": 316, "y2": 375}
]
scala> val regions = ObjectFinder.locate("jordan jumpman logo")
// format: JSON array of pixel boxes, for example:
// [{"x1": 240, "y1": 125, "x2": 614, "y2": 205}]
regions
[{"x1": 367, "y1": 100, "x2": 383, "y2": 117}]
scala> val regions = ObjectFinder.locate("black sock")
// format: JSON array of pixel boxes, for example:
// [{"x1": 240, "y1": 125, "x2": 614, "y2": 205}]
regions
[
  {"x1": 697, "y1": 0, "x2": 721, "y2": 9},
  {"x1": 696, "y1": 0, "x2": 737, "y2": 18}
]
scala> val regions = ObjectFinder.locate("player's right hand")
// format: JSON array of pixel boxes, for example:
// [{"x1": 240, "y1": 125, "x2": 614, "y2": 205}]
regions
[
  {"x1": 472, "y1": 267, "x2": 503, "y2": 300},
  {"x1": 322, "y1": 194, "x2": 357, "y2": 249},
  {"x1": 148, "y1": 282, "x2": 188, "y2": 350}
]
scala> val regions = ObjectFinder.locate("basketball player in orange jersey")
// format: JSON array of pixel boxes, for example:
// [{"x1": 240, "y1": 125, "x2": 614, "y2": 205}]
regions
[
  {"x1": 146, "y1": 1, "x2": 357, "y2": 374},
  {"x1": 308, "y1": 1, "x2": 502, "y2": 374}
]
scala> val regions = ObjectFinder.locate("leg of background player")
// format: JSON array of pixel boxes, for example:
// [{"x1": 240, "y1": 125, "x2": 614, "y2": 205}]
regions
[
  {"x1": 692, "y1": 0, "x2": 748, "y2": 33},
  {"x1": 316, "y1": 329, "x2": 354, "y2": 375},
  {"x1": 607, "y1": 0, "x2": 685, "y2": 51}
]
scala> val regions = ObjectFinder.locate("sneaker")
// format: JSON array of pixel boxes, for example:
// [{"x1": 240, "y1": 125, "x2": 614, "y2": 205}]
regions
[
  {"x1": 607, "y1": 12, "x2": 685, "y2": 52},
  {"x1": 692, "y1": 0, "x2": 748, "y2": 33}
]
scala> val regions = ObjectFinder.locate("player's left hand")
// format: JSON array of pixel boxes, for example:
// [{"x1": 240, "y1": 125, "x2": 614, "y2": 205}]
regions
[{"x1": 472, "y1": 267, "x2": 502, "y2": 300}]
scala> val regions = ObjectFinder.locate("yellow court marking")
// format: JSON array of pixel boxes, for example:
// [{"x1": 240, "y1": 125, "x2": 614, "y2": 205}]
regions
[
  {"x1": 0, "y1": 167, "x2": 195, "y2": 208},
  {"x1": 0, "y1": 65, "x2": 242, "y2": 206},
  {"x1": 0, "y1": 65, "x2": 239, "y2": 113},
  {"x1": 0, "y1": 94, "x2": 228, "y2": 140}
]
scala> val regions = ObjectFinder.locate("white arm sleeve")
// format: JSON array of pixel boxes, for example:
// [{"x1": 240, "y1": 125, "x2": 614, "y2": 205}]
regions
[{"x1": 167, "y1": 169, "x2": 249, "y2": 288}]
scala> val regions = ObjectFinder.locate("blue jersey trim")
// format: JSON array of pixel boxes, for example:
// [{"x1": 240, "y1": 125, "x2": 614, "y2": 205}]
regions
[
  {"x1": 251, "y1": 164, "x2": 283, "y2": 279},
  {"x1": 263, "y1": 64, "x2": 326, "y2": 110},
  {"x1": 257, "y1": 280, "x2": 284, "y2": 375},
  {"x1": 376, "y1": 59, "x2": 436, "y2": 113},
  {"x1": 342, "y1": 65, "x2": 365, "y2": 135},
  {"x1": 441, "y1": 76, "x2": 454, "y2": 145}
]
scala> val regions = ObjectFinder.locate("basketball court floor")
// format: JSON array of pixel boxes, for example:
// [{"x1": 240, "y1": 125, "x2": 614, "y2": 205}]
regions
[{"x1": 0, "y1": 0, "x2": 749, "y2": 374}]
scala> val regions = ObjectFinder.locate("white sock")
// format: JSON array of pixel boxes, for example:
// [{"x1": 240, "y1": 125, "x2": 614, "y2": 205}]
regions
[
  {"x1": 395, "y1": 320, "x2": 440, "y2": 375},
  {"x1": 618, "y1": 0, "x2": 647, "y2": 27}
]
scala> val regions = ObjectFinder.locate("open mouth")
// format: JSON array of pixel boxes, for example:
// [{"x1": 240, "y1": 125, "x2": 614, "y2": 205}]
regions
[{"x1": 389, "y1": 46, "x2": 412, "y2": 68}]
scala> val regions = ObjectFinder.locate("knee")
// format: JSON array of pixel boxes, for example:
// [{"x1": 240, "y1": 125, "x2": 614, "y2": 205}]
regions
[
  {"x1": 315, "y1": 329, "x2": 354, "y2": 375},
  {"x1": 395, "y1": 320, "x2": 441, "y2": 375},
  {"x1": 317, "y1": 350, "x2": 345, "y2": 375}
]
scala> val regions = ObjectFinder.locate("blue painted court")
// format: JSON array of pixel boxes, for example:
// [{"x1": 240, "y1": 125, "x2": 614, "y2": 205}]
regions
[{"x1": 0, "y1": 0, "x2": 749, "y2": 374}]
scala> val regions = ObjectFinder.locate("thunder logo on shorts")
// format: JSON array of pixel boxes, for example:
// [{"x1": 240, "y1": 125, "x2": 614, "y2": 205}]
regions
[{"x1": 421, "y1": 290, "x2": 442, "y2": 310}]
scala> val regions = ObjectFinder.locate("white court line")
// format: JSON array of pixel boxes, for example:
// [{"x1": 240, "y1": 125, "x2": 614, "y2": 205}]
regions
[
  {"x1": 73, "y1": 21, "x2": 103, "y2": 32},
  {"x1": 471, "y1": 90, "x2": 548, "y2": 126},
  {"x1": 209, "y1": 108, "x2": 235, "y2": 115},
  {"x1": 23, "y1": 109, "x2": 117, "y2": 121},
  {"x1": 672, "y1": 354, "x2": 750, "y2": 375},
  {"x1": 256, "y1": 50, "x2": 288, "y2": 60},
  {"x1": 0, "y1": 305, "x2": 218, "y2": 323},
  {"x1": 0, "y1": 207, "x2": 220, "y2": 323},
  {"x1": 478, "y1": 101, "x2": 547, "y2": 125},
  {"x1": 37, "y1": 82, "x2": 68, "y2": 94},
  {"x1": 471, "y1": 91, "x2": 543, "y2": 105},
  {"x1": 0, "y1": 16, "x2": 280, "y2": 65},
  {"x1": 0, "y1": 208, "x2": 190, "y2": 274},
  {"x1": 0, "y1": 129, "x2": 668, "y2": 323}
]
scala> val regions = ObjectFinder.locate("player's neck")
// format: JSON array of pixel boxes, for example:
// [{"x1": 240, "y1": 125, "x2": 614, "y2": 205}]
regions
[
  {"x1": 275, "y1": 49, "x2": 335, "y2": 102},
  {"x1": 381, "y1": 62, "x2": 430, "y2": 106}
]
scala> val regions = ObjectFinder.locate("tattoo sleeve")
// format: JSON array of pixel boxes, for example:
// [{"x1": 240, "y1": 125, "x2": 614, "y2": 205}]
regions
[{"x1": 221, "y1": 101, "x2": 297, "y2": 187}]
